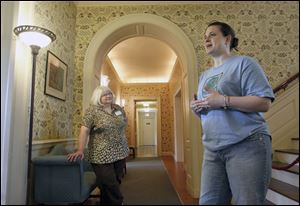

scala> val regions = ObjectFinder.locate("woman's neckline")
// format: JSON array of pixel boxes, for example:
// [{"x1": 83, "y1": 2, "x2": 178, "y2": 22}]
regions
[{"x1": 211, "y1": 55, "x2": 236, "y2": 69}]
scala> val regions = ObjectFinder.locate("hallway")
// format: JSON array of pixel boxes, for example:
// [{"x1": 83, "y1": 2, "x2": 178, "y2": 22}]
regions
[
  {"x1": 136, "y1": 145, "x2": 158, "y2": 158},
  {"x1": 2, "y1": 2, "x2": 298, "y2": 205},
  {"x1": 85, "y1": 155, "x2": 199, "y2": 205}
]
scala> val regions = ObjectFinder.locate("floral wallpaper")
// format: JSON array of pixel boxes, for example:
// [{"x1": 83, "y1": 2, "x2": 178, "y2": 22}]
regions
[
  {"x1": 32, "y1": 1, "x2": 299, "y2": 155},
  {"x1": 32, "y1": 1, "x2": 76, "y2": 140},
  {"x1": 73, "y1": 1, "x2": 298, "y2": 151}
]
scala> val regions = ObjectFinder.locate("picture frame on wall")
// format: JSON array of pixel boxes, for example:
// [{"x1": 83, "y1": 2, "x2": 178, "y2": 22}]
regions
[{"x1": 44, "y1": 51, "x2": 67, "y2": 101}]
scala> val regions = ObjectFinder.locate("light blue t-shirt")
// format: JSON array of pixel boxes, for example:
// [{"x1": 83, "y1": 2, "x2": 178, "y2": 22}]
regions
[{"x1": 197, "y1": 55, "x2": 275, "y2": 151}]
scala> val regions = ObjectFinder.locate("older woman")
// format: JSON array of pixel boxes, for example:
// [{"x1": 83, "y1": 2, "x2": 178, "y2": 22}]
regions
[{"x1": 68, "y1": 85, "x2": 129, "y2": 205}]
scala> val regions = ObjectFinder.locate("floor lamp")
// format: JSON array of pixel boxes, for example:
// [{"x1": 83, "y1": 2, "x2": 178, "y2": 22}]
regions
[{"x1": 13, "y1": 25, "x2": 56, "y2": 204}]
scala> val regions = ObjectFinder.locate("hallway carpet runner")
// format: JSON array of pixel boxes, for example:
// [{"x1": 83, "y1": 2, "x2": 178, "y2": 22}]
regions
[{"x1": 120, "y1": 157, "x2": 182, "y2": 205}]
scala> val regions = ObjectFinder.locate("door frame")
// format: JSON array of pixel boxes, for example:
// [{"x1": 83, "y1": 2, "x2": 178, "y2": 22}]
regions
[{"x1": 133, "y1": 97, "x2": 161, "y2": 156}]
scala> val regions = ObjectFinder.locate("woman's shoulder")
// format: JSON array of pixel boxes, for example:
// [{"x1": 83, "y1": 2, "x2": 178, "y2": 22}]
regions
[
  {"x1": 228, "y1": 56, "x2": 261, "y2": 70},
  {"x1": 112, "y1": 103, "x2": 122, "y2": 110},
  {"x1": 88, "y1": 104, "x2": 99, "y2": 109},
  {"x1": 233, "y1": 55, "x2": 264, "y2": 75},
  {"x1": 234, "y1": 55, "x2": 258, "y2": 64},
  {"x1": 86, "y1": 104, "x2": 104, "y2": 113}
]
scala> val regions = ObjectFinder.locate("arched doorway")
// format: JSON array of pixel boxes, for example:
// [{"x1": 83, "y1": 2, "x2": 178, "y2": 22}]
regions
[{"x1": 83, "y1": 13, "x2": 202, "y2": 198}]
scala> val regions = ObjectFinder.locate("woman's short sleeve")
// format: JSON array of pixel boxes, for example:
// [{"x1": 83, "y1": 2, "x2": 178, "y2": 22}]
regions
[{"x1": 82, "y1": 106, "x2": 94, "y2": 129}]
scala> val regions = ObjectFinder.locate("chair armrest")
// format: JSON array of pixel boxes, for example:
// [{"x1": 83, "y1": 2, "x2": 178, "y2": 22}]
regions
[{"x1": 33, "y1": 155, "x2": 83, "y2": 167}]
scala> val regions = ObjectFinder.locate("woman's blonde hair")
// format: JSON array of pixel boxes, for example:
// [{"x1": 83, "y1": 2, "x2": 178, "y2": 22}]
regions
[{"x1": 90, "y1": 85, "x2": 115, "y2": 106}]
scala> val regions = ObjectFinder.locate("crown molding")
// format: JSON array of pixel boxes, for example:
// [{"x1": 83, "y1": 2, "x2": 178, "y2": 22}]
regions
[{"x1": 74, "y1": 1, "x2": 224, "y2": 7}]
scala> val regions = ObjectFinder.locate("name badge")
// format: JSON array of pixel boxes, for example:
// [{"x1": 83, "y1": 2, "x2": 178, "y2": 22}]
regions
[{"x1": 115, "y1": 111, "x2": 122, "y2": 116}]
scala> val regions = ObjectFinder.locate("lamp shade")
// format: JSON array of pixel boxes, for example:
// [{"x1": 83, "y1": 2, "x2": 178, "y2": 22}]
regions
[{"x1": 14, "y1": 25, "x2": 56, "y2": 48}]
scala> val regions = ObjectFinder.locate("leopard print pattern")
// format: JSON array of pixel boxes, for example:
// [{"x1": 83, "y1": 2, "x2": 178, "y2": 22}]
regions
[{"x1": 82, "y1": 104, "x2": 129, "y2": 164}]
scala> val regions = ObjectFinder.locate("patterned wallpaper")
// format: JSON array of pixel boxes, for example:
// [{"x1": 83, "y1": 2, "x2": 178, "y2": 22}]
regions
[
  {"x1": 73, "y1": 1, "x2": 298, "y2": 151},
  {"x1": 32, "y1": 2, "x2": 76, "y2": 140},
  {"x1": 32, "y1": 2, "x2": 299, "y2": 154}
]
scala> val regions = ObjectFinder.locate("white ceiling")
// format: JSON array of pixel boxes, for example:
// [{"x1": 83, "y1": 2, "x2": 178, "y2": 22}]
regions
[{"x1": 107, "y1": 37, "x2": 177, "y2": 83}]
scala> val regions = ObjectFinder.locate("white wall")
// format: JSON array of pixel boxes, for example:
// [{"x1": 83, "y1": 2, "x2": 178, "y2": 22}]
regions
[
  {"x1": 265, "y1": 81, "x2": 299, "y2": 155},
  {"x1": 1, "y1": 2, "x2": 17, "y2": 204},
  {"x1": 1, "y1": 1, "x2": 35, "y2": 204}
]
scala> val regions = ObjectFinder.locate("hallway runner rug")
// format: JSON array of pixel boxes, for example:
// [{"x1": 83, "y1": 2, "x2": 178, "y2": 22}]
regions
[{"x1": 120, "y1": 157, "x2": 182, "y2": 205}]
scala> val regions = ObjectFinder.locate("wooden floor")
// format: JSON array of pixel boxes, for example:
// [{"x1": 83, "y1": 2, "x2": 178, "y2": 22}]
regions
[{"x1": 161, "y1": 156, "x2": 199, "y2": 205}]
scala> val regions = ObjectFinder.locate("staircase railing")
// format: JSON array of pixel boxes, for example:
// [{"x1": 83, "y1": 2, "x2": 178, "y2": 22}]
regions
[
  {"x1": 273, "y1": 73, "x2": 299, "y2": 94},
  {"x1": 272, "y1": 156, "x2": 299, "y2": 170},
  {"x1": 272, "y1": 72, "x2": 299, "y2": 171}
]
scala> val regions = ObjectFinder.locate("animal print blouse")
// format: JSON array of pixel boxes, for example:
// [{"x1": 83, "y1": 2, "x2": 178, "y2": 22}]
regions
[{"x1": 82, "y1": 104, "x2": 129, "y2": 164}]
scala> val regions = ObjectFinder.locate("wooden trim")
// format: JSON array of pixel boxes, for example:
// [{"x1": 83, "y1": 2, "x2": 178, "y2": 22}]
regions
[
  {"x1": 269, "y1": 178, "x2": 299, "y2": 202},
  {"x1": 32, "y1": 138, "x2": 77, "y2": 145}
]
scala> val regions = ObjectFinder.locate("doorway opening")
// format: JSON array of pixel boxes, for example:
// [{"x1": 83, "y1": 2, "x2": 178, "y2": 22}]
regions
[
  {"x1": 83, "y1": 13, "x2": 200, "y2": 196},
  {"x1": 135, "y1": 100, "x2": 158, "y2": 157}
]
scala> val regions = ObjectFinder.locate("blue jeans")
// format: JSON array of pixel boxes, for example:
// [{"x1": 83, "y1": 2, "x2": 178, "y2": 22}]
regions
[{"x1": 199, "y1": 133, "x2": 272, "y2": 205}]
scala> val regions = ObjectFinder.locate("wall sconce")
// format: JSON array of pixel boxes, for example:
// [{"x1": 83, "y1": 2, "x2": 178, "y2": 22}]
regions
[
  {"x1": 100, "y1": 74, "x2": 110, "y2": 86},
  {"x1": 13, "y1": 25, "x2": 56, "y2": 203},
  {"x1": 121, "y1": 99, "x2": 126, "y2": 107}
]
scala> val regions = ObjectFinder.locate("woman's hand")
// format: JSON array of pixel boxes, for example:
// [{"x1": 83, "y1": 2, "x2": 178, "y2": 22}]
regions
[
  {"x1": 190, "y1": 87, "x2": 225, "y2": 113},
  {"x1": 204, "y1": 87, "x2": 225, "y2": 109},
  {"x1": 67, "y1": 150, "x2": 84, "y2": 162},
  {"x1": 190, "y1": 99, "x2": 207, "y2": 113}
]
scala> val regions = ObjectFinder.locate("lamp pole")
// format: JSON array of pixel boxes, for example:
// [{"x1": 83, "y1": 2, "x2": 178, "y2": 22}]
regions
[
  {"x1": 13, "y1": 25, "x2": 56, "y2": 204},
  {"x1": 26, "y1": 45, "x2": 40, "y2": 204}
]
